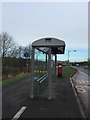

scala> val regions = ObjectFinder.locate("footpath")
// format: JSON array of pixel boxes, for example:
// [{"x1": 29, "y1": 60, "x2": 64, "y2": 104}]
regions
[{"x1": 19, "y1": 74, "x2": 84, "y2": 118}]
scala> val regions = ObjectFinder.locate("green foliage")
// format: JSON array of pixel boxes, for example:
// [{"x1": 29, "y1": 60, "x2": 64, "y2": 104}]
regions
[
  {"x1": 63, "y1": 66, "x2": 76, "y2": 78},
  {"x1": 1, "y1": 73, "x2": 31, "y2": 87},
  {"x1": 2, "y1": 57, "x2": 31, "y2": 79}
]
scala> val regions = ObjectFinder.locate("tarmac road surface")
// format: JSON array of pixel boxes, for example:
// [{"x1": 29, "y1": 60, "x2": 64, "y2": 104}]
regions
[{"x1": 72, "y1": 66, "x2": 89, "y2": 118}]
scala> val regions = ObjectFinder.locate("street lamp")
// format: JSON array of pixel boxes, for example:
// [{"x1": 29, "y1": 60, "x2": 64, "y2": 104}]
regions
[{"x1": 68, "y1": 50, "x2": 76, "y2": 65}]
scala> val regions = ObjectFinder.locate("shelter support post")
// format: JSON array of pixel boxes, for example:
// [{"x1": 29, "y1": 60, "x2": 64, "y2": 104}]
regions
[
  {"x1": 48, "y1": 47, "x2": 52, "y2": 100},
  {"x1": 46, "y1": 54, "x2": 47, "y2": 69},
  {"x1": 30, "y1": 47, "x2": 35, "y2": 99},
  {"x1": 55, "y1": 54, "x2": 57, "y2": 81}
]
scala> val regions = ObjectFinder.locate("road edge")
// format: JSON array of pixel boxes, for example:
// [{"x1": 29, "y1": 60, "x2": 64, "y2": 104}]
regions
[{"x1": 70, "y1": 68, "x2": 87, "y2": 119}]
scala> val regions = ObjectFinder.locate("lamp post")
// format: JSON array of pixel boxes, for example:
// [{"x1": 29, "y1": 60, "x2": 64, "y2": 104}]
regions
[{"x1": 68, "y1": 50, "x2": 76, "y2": 65}]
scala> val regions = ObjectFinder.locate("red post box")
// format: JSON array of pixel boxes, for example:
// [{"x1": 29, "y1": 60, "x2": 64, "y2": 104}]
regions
[{"x1": 58, "y1": 62, "x2": 62, "y2": 77}]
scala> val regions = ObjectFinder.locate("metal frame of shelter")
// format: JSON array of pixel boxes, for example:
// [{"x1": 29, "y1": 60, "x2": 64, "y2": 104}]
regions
[{"x1": 30, "y1": 37, "x2": 65, "y2": 100}]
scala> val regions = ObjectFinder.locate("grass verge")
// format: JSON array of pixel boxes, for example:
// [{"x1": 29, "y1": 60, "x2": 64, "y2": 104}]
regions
[
  {"x1": 0, "y1": 73, "x2": 31, "y2": 87},
  {"x1": 63, "y1": 66, "x2": 76, "y2": 78},
  {"x1": 0, "y1": 66, "x2": 76, "y2": 88}
]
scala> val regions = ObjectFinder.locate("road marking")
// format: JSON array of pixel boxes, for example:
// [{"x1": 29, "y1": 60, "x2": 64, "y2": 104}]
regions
[
  {"x1": 75, "y1": 80, "x2": 89, "y2": 84},
  {"x1": 12, "y1": 106, "x2": 26, "y2": 120},
  {"x1": 77, "y1": 88, "x2": 86, "y2": 93},
  {"x1": 70, "y1": 78, "x2": 86, "y2": 118},
  {"x1": 75, "y1": 85, "x2": 86, "y2": 93},
  {"x1": 80, "y1": 80, "x2": 86, "y2": 83},
  {"x1": 83, "y1": 86, "x2": 89, "y2": 89},
  {"x1": 75, "y1": 80, "x2": 84, "y2": 84},
  {"x1": 79, "y1": 71, "x2": 88, "y2": 76}
]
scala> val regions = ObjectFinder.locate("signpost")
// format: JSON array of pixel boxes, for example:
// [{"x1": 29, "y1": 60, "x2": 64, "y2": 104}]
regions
[
  {"x1": 24, "y1": 52, "x2": 30, "y2": 73},
  {"x1": 24, "y1": 52, "x2": 29, "y2": 58}
]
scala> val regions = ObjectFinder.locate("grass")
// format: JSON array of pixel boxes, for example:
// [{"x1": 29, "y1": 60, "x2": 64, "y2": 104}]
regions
[
  {"x1": 0, "y1": 66, "x2": 76, "y2": 88},
  {"x1": 62, "y1": 66, "x2": 76, "y2": 78},
  {"x1": 0, "y1": 73, "x2": 31, "y2": 87}
]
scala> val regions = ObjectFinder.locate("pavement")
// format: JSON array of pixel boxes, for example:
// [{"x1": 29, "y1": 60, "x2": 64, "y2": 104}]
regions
[
  {"x1": 14, "y1": 76, "x2": 83, "y2": 118},
  {"x1": 2, "y1": 67, "x2": 87, "y2": 119},
  {"x1": 2, "y1": 77, "x2": 31, "y2": 119}
]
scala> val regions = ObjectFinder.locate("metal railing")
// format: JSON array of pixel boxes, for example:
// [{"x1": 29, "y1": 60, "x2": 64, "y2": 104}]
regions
[
  {"x1": 34, "y1": 73, "x2": 48, "y2": 97},
  {"x1": 36, "y1": 73, "x2": 48, "y2": 83}
]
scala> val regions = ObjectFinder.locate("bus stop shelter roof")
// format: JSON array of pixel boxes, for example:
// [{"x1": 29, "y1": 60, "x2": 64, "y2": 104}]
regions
[{"x1": 32, "y1": 37, "x2": 65, "y2": 54}]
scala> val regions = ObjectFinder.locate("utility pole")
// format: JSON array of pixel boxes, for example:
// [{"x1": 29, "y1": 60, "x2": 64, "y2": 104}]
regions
[{"x1": 68, "y1": 50, "x2": 76, "y2": 65}]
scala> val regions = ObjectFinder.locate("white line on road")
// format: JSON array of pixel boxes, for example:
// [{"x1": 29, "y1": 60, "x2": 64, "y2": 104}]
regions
[
  {"x1": 70, "y1": 78, "x2": 86, "y2": 118},
  {"x1": 75, "y1": 85, "x2": 87, "y2": 93},
  {"x1": 12, "y1": 106, "x2": 27, "y2": 120},
  {"x1": 75, "y1": 80, "x2": 88, "y2": 84},
  {"x1": 79, "y1": 71, "x2": 88, "y2": 76}
]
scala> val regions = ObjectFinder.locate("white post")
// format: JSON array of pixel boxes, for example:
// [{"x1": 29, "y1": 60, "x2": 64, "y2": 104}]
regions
[{"x1": 46, "y1": 54, "x2": 47, "y2": 70}]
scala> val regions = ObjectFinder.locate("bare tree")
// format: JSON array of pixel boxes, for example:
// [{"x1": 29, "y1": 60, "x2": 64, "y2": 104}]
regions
[
  {"x1": 0, "y1": 34, "x2": 2, "y2": 57},
  {"x1": 0, "y1": 32, "x2": 16, "y2": 57},
  {"x1": 17, "y1": 46, "x2": 26, "y2": 58},
  {"x1": 9, "y1": 45, "x2": 24, "y2": 58},
  {"x1": 9, "y1": 45, "x2": 19, "y2": 58}
]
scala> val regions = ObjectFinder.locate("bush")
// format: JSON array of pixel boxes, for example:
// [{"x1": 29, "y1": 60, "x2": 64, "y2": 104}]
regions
[{"x1": 2, "y1": 57, "x2": 31, "y2": 79}]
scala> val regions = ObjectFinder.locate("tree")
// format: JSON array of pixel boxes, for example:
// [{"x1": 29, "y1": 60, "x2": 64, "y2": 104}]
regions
[
  {"x1": 0, "y1": 32, "x2": 16, "y2": 57},
  {"x1": 10, "y1": 45, "x2": 19, "y2": 58},
  {"x1": 0, "y1": 34, "x2": 2, "y2": 57},
  {"x1": 16, "y1": 46, "x2": 27, "y2": 58}
]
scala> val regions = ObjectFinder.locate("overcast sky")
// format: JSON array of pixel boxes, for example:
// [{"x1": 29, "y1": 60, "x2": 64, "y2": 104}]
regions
[{"x1": 1, "y1": 2, "x2": 88, "y2": 61}]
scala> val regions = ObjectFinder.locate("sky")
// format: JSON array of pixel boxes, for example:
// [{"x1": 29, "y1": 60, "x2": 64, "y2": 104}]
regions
[{"x1": 1, "y1": 1, "x2": 89, "y2": 62}]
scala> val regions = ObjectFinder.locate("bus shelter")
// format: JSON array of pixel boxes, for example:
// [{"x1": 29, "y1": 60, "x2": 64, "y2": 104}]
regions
[{"x1": 30, "y1": 37, "x2": 65, "y2": 100}]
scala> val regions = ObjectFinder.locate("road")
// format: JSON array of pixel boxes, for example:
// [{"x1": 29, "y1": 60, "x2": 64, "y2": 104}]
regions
[
  {"x1": 72, "y1": 66, "x2": 89, "y2": 118},
  {"x1": 77, "y1": 66, "x2": 89, "y2": 75}
]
